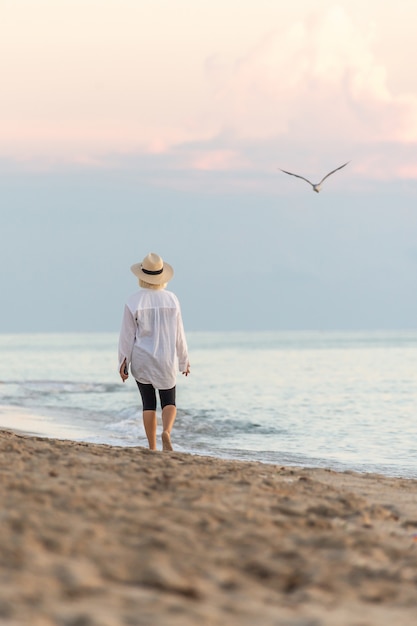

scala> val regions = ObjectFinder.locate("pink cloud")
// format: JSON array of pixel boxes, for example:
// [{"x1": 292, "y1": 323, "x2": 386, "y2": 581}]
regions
[
  {"x1": 191, "y1": 150, "x2": 248, "y2": 171},
  {"x1": 199, "y1": 6, "x2": 414, "y2": 143},
  {"x1": 3, "y1": 3, "x2": 417, "y2": 185},
  {"x1": 180, "y1": 5, "x2": 417, "y2": 180}
]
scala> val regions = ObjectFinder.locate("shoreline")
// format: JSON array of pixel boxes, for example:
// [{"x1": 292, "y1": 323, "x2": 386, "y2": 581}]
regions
[
  {"x1": 1, "y1": 429, "x2": 417, "y2": 625},
  {"x1": 0, "y1": 411, "x2": 415, "y2": 481}
]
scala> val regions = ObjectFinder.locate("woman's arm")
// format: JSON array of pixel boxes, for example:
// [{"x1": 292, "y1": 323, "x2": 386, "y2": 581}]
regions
[
  {"x1": 176, "y1": 308, "x2": 190, "y2": 376},
  {"x1": 118, "y1": 305, "x2": 136, "y2": 382},
  {"x1": 119, "y1": 358, "x2": 129, "y2": 382}
]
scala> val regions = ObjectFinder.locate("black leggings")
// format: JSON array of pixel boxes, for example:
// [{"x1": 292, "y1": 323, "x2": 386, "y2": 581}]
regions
[{"x1": 136, "y1": 381, "x2": 176, "y2": 411}]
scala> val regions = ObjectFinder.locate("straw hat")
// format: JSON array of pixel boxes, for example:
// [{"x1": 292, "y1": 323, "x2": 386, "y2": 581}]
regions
[{"x1": 130, "y1": 252, "x2": 174, "y2": 285}]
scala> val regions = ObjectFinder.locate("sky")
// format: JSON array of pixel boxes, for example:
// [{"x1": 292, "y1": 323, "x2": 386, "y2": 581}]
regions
[{"x1": 1, "y1": 0, "x2": 417, "y2": 332}]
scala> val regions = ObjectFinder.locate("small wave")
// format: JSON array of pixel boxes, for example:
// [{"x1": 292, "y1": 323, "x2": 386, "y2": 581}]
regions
[
  {"x1": 176, "y1": 412, "x2": 283, "y2": 437},
  {"x1": 5, "y1": 380, "x2": 121, "y2": 395},
  {"x1": 105, "y1": 407, "x2": 140, "y2": 431}
]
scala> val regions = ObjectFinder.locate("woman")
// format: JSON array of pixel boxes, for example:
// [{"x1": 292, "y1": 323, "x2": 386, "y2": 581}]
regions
[{"x1": 118, "y1": 252, "x2": 190, "y2": 451}]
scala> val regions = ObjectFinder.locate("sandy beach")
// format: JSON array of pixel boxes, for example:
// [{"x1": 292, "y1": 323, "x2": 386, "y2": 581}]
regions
[{"x1": 1, "y1": 429, "x2": 417, "y2": 625}]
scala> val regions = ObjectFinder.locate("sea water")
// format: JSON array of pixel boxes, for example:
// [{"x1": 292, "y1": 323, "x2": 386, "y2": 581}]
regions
[{"x1": 0, "y1": 331, "x2": 417, "y2": 478}]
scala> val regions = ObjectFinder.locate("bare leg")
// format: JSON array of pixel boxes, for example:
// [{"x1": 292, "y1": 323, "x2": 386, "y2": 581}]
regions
[
  {"x1": 143, "y1": 410, "x2": 157, "y2": 450},
  {"x1": 161, "y1": 405, "x2": 176, "y2": 451}
]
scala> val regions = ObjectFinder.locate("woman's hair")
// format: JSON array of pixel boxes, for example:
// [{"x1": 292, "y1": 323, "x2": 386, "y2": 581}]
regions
[{"x1": 139, "y1": 279, "x2": 167, "y2": 290}]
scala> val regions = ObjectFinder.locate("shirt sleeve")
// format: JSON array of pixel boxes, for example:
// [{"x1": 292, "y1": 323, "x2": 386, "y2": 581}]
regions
[
  {"x1": 118, "y1": 304, "x2": 137, "y2": 372},
  {"x1": 176, "y1": 308, "x2": 189, "y2": 372}
]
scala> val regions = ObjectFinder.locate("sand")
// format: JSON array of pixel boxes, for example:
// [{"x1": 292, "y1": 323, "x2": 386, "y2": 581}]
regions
[{"x1": 1, "y1": 429, "x2": 417, "y2": 626}]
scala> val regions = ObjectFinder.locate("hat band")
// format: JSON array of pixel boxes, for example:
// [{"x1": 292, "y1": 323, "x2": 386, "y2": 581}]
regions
[{"x1": 142, "y1": 266, "x2": 164, "y2": 276}]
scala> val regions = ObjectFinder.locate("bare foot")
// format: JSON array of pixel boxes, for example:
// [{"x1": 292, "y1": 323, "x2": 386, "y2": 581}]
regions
[{"x1": 162, "y1": 431, "x2": 173, "y2": 452}]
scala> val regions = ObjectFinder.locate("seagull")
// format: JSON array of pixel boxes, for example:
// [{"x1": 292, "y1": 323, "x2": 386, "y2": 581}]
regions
[{"x1": 279, "y1": 161, "x2": 350, "y2": 193}]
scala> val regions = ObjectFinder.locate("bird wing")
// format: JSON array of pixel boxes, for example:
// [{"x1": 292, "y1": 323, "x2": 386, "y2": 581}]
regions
[
  {"x1": 318, "y1": 161, "x2": 350, "y2": 185},
  {"x1": 279, "y1": 169, "x2": 314, "y2": 186}
]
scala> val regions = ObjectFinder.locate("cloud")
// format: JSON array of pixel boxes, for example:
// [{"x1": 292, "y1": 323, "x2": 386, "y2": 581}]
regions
[
  {"x1": 3, "y1": 3, "x2": 417, "y2": 184},
  {"x1": 168, "y1": 5, "x2": 417, "y2": 181},
  {"x1": 198, "y1": 6, "x2": 416, "y2": 143}
]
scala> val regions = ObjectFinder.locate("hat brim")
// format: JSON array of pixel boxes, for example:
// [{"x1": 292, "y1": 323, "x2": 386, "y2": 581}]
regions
[{"x1": 130, "y1": 262, "x2": 174, "y2": 285}]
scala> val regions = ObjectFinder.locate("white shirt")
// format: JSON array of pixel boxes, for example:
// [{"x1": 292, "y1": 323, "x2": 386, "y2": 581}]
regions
[{"x1": 118, "y1": 288, "x2": 189, "y2": 389}]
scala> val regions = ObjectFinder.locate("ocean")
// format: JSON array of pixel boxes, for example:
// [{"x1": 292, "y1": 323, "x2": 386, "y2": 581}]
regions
[{"x1": 1, "y1": 331, "x2": 416, "y2": 478}]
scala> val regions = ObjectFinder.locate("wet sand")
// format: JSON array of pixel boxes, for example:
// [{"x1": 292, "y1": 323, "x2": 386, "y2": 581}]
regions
[{"x1": 1, "y1": 428, "x2": 417, "y2": 626}]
